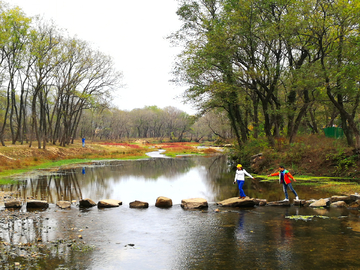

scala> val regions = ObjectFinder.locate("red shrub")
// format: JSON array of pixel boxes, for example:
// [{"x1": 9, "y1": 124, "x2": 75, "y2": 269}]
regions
[{"x1": 102, "y1": 142, "x2": 141, "y2": 149}]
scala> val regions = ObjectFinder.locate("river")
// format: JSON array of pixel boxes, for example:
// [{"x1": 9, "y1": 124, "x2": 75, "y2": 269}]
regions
[{"x1": 0, "y1": 154, "x2": 359, "y2": 269}]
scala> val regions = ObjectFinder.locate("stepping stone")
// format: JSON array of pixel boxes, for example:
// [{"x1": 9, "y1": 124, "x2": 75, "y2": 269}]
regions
[
  {"x1": 98, "y1": 199, "x2": 122, "y2": 208},
  {"x1": 330, "y1": 195, "x2": 352, "y2": 204},
  {"x1": 129, "y1": 200, "x2": 149, "y2": 209},
  {"x1": 56, "y1": 201, "x2": 71, "y2": 209},
  {"x1": 155, "y1": 196, "x2": 172, "y2": 208},
  {"x1": 267, "y1": 200, "x2": 291, "y2": 206},
  {"x1": 79, "y1": 198, "x2": 97, "y2": 207},
  {"x1": 348, "y1": 200, "x2": 360, "y2": 209},
  {"x1": 254, "y1": 199, "x2": 267, "y2": 206},
  {"x1": 310, "y1": 198, "x2": 330, "y2": 208},
  {"x1": 330, "y1": 201, "x2": 347, "y2": 208},
  {"x1": 350, "y1": 194, "x2": 360, "y2": 201},
  {"x1": 217, "y1": 197, "x2": 256, "y2": 207},
  {"x1": 26, "y1": 200, "x2": 49, "y2": 209},
  {"x1": 181, "y1": 198, "x2": 208, "y2": 210},
  {"x1": 5, "y1": 200, "x2": 22, "y2": 209},
  {"x1": 293, "y1": 199, "x2": 307, "y2": 206}
]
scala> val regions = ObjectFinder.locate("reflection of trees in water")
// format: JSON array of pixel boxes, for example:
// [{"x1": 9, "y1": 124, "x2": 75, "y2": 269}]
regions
[
  {"x1": 2, "y1": 158, "x2": 198, "y2": 203},
  {"x1": 171, "y1": 212, "x2": 241, "y2": 270},
  {"x1": 77, "y1": 158, "x2": 199, "y2": 200},
  {"x1": 173, "y1": 208, "x2": 360, "y2": 270},
  {"x1": 92, "y1": 158, "x2": 197, "y2": 180},
  {"x1": 2, "y1": 156, "x2": 333, "y2": 204},
  {"x1": 2, "y1": 172, "x2": 83, "y2": 203},
  {"x1": 0, "y1": 210, "x2": 92, "y2": 268},
  {"x1": 194, "y1": 155, "x2": 236, "y2": 201},
  {"x1": 27, "y1": 172, "x2": 83, "y2": 203},
  {"x1": 195, "y1": 156, "x2": 335, "y2": 202},
  {"x1": 5, "y1": 156, "x2": 303, "y2": 203},
  {"x1": 184, "y1": 155, "x2": 271, "y2": 201},
  {"x1": 0, "y1": 212, "x2": 49, "y2": 244}
]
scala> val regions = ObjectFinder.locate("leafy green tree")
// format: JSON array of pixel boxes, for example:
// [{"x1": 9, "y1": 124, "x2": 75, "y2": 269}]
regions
[
  {"x1": 308, "y1": 0, "x2": 360, "y2": 149},
  {"x1": 172, "y1": 0, "x2": 360, "y2": 150},
  {"x1": 0, "y1": 5, "x2": 31, "y2": 145},
  {"x1": 173, "y1": 0, "x2": 251, "y2": 146}
]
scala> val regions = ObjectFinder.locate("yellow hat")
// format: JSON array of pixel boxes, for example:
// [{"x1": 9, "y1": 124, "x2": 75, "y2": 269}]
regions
[{"x1": 237, "y1": 164, "x2": 242, "y2": 168}]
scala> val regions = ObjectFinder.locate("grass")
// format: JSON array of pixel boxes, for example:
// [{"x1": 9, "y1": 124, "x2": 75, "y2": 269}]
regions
[
  {"x1": 0, "y1": 178, "x2": 18, "y2": 185},
  {"x1": 258, "y1": 174, "x2": 360, "y2": 195},
  {"x1": 260, "y1": 175, "x2": 358, "y2": 182},
  {"x1": 156, "y1": 142, "x2": 216, "y2": 157},
  {"x1": 0, "y1": 140, "x2": 223, "y2": 180},
  {"x1": 0, "y1": 155, "x2": 151, "y2": 181},
  {"x1": 315, "y1": 181, "x2": 360, "y2": 195},
  {"x1": 0, "y1": 141, "x2": 151, "y2": 180},
  {"x1": 2, "y1": 135, "x2": 358, "y2": 195}
]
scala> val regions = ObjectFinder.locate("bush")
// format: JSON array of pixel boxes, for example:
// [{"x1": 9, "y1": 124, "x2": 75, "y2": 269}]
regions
[{"x1": 230, "y1": 134, "x2": 358, "y2": 177}]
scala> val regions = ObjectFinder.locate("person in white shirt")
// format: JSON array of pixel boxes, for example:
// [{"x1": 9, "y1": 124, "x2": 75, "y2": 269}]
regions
[{"x1": 233, "y1": 164, "x2": 255, "y2": 199}]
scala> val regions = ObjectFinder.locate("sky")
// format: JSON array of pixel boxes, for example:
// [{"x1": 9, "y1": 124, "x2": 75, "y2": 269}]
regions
[{"x1": 9, "y1": 0, "x2": 196, "y2": 114}]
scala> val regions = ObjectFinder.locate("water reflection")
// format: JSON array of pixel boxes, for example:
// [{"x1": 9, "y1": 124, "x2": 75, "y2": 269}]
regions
[
  {"x1": 0, "y1": 156, "x2": 230, "y2": 205},
  {"x1": 0, "y1": 207, "x2": 94, "y2": 269},
  {"x1": 1, "y1": 155, "x2": 334, "y2": 206},
  {"x1": 0, "y1": 211, "x2": 49, "y2": 244},
  {"x1": 0, "y1": 155, "x2": 359, "y2": 269}
]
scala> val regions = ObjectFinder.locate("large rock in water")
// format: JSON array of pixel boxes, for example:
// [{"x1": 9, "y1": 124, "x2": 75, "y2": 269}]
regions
[
  {"x1": 98, "y1": 199, "x2": 122, "y2": 208},
  {"x1": 348, "y1": 200, "x2": 360, "y2": 209},
  {"x1": 254, "y1": 199, "x2": 267, "y2": 206},
  {"x1": 56, "y1": 201, "x2": 71, "y2": 209},
  {"x1": 26, "y1": 200, "x2": 49, "y2": 209},
  {"x1": 129, "y1": 200, "x2": 149, "y2": 208},
  {"x1": 310, "y1": 198, "x2": 330, "y2": 208},
  {"x1": 181, "y1": 198, "x2": 208, "y2": 210},
  {"x1": 155, "y1": 196, "x2": 172, "y2": 208},
  {"x1": 330, "y1": 195, "x2": 352, "y2": 204},
  {"x1": 330, "y1": 201, "x2": 347, "y2": 208},
  {"x1": 217, "y1": 197, "x2": 256, "y2": 207},
  {"x1": 350, "y1": 194, "x2": 360, "y2": 201},
  {"x1": 293, "y1": 199, "x2": 307, "y2": 206},
  {"x1": 79, "y1": 198, "x2": 97, "y2": 207},
  {"x1": 267, "y1": 200, "x2": 291, "y2": 206},
  {"x1": 5, "y1": 200, "x2": 22, "y2": 208}
]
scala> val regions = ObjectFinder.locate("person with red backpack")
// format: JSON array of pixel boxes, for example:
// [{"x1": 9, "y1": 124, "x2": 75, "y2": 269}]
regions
[{"x1": 268, "y1": 165, "x2": 299, "y2": 201}]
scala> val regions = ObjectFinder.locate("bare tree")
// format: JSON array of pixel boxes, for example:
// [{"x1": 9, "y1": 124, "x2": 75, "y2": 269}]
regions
[{"x1": 52, "y1": 38, "x2": 122, "y2": 146}]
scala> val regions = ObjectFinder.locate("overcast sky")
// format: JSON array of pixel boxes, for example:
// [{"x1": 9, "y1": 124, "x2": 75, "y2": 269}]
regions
[{"x1": 9, "y1": 0, "x2": 196, "y2": 114}]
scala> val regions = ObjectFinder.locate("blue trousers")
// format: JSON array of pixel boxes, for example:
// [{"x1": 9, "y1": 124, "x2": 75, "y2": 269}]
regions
[
  {"x1": 237, "y1": 180, "x2": 246, "y2": 197},
  {"x1": 283, "y1": 182, "x2": 298, "y2": 199}
]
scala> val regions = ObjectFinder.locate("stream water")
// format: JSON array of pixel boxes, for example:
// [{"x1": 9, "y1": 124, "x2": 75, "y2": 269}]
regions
[{"x1": 0, "y1": 154, "x2": 359, "y2": 269}]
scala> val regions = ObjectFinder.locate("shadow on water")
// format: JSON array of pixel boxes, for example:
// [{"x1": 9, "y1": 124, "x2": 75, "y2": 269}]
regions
[{"x1": 0, "y1": 154, "x2": 359, "y2": 269}]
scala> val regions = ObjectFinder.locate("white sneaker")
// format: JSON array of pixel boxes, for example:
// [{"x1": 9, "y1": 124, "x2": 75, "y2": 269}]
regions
[
  {"x1": 295, "y1": 196, "x2": 299, "y2": 200},
  {"x1": 283, "y1": 198, "x2": 289, "y2": 201}
]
